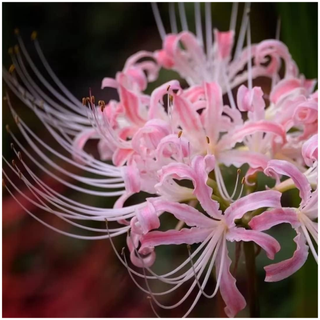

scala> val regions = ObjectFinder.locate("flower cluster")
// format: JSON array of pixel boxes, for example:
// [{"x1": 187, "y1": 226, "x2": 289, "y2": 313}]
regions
[{"x1": 3, "y1": 3, "x2": 317, "y2": 318}]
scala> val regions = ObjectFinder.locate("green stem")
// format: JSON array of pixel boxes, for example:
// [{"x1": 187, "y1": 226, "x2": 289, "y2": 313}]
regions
[{"x1": 243, "y1": 241, "x2": 260, "y2": 317}]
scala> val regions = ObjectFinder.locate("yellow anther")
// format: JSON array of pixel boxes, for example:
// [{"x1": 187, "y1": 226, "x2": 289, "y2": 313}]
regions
[
  {"x1": 14, "y1": 28, "x2": 19, "y2": 35},
  {"x1": 206, "y1": 136, "x2": 210, "y2": 144},
  {"x1": 169, "y1": 95, "x2": 173, "y2": 104},
  {"x1": 98, "y1": 100, "x2": 106, "y2": 112},
  {"x1": 8, "y1": 47, "x2": 13, "y2": 55},
  {"x1": 82, "y1": 97, "x2": 87, "y2": 106},
  {"x1": 6, "y1": 125, "x2": 10, "y2": 132},
  {"x1": 237, "y1": 168, "x2": 241, "y2": 175},
  {"x1": 9, "y1": 64, "x2": 15, "y2": 74},
  {"x1": 31, "y1": 31, "x2": 37, "y2": 40},
  {"x1": 178, "y1": 130, "x2": 183, "y2": 138},
  {"x1": 14, "y1": 45, "x2": 19, "y2": 54},
  {"x1": 241, "y1": 177, "x2": 245, "y2": 185},
  {"x1": 166, "y1": 85, "x2": 171, "y2": 91}
]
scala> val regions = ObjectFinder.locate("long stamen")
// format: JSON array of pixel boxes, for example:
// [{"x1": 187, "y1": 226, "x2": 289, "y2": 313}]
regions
[
  {"x1": 169, "y1": 3, "x2": 178, "y2": 34},
  {"x1": 194, "y1": 3, "x2": 203, "y2": 47},
  {"x1": 229, "y1": 2, "x2": 239, "y2": 31},
  {"x1": 205, "y1": 2, "x2": 212, "y2": 56},
  {"x1": 178, "y1": 2, "x2": 189, "y2": 31},
  {"x1": 234, "y1": 2, "x2": 251, "y2": 59},
  {"x1": 151, "y1": 3, "x2": 166, "y2": 40}
]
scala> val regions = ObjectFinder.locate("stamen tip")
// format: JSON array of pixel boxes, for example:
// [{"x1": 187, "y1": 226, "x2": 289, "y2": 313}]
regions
[
  {"x1": 237, "y1": 168, "x2": 241, "y2": 174},
  {"x1": 166, "y1": 85, "x2": 171, "y2": 91},
  {"x1": 18, "y1": 151, "x2": 22, "y2": 160},
  {"x1": 178, "y1": 130, "x2": 183, "y2": 138},
  {"x1": 14, "y1": 45, "x2": 19, "y2": 54},
  {"x1": 9, "y1": 64, "x2": 15, "y2": 74},
  {"x1": 241, "y1": 177, "x2": 245, "y2": 185},
  {"x1": 8, "y1": 47, "x2": 13, "y2": 55},
  {"x1": 31, "y1": 31, "x2": 37, "y2": 40},
  {"x1": 206, "y1": 136, "x2": 210, "y2": 144},
  {"x1": 2, "y1": 179, "x2": 6, "y2": 188},
  {"x1": 82, "y1": 97, "x2": 86, "y2": 106},
  {"x1": 10, "y1": 143, "x2": 14, "y2": 150},
  {"x1": 5, "y1": 124, "x2": 10, "y2": 133}
]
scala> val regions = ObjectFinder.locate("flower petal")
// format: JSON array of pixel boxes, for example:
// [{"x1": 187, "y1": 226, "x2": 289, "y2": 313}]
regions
[
  {"x1": 227, "y1": 227, "x2": 280, "y2": 259},
  {"x1": 302, "y1": 134, "x2": 318, "y2": 167},
  {"x1": 264, "y1": 229, "x2": 309, "y2": 282},
  {"x1": 150, "y1": 198, "x2": 217, "y2": 228},
  {"x1": 203, "y1": 82, "x2": 223, "y2": 143},
  {"x1": 265, "y1": 159, "x2": 311, "y2": 206},
  {"x1": 249, "y1": 208, "x2": 300, "y2": 231},
  {"x1": 139, "y1": 227, "x2": 212, "y2": 254},
  {"x1": 216, "y1": 240, "x2": 246, "y2": 317},
  {"x1": 217, "y1": 120, "x2": 286, "y2": 151},
  {"x1": 72, "y1": 128, "x2": 99, "y2": 164},
  {"x1": 225, "y1": 190, "x2": 282, "y2": 226}
]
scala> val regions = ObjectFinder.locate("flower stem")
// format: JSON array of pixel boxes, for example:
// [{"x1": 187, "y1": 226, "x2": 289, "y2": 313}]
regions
[{"x1": 243, "y1": 241, "x2": 260, "y2": 317}]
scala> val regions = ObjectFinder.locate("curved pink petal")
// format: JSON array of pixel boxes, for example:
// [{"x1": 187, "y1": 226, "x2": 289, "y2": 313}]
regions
[
  {"x1": 225, "y1": 190, "x2": 282, "y2": 226},
  {"x1": 294, "y1": 100, "x2": 318, "y2": 124},
  {"x1": 122, "y1": 164, "x2": 140, "y2": 194},
  {"x1": 72, "y1": 128, "x2": 99, "y2": 164},
  {"x1": 101, "y1": 77, "x2": 118, "y2": 89},
  {"x1": 139, "y1": 227, "x2": 212, "y2": 254},
  {"x1": 217, "y1": 120, "x2": 286, "y2": 151},
  {"x1": 270, "y1": 78, "x2": 303, "y2": 104},
  {"x1": 119, "y1": 83, "x2": 146, "y2": 126},
  {"x1": 150, "y1": 198, "x2": 217, "y2": 228},
  {"x1": 135, "y1": 201, "x2": 161, "y2": 235},
  {"x1": 214, "y1": 29, "x2": 234, "y2": 60},
  {"x1": 227, "y1": 227, "x2": 280, "y2": 259},
  {"x1": 172, "y1": 93, "x2": 205, "y2": 144},
  {"x1": 131, "y1": 119, "x2": 171, "y2": 156},
  {"x1": 265, "y1": 159, "x2": 311, "y2": 205},
  {"x1": 264, "y1": 229, "x2": 309, "y2": 282},
  {"x1": 112, "y1": 148, "x2": 134, "y2": 167},
  {"x1": 218, "y1": 150, "x2": 269, "y2": 171},
  {"x1": 237, "y1": 85, "x2": 265, "y2": 121},
  {"x1": 148, "y1": 80, "x2": 181, "y2": 119},
  {"x1": 302, "y1": 134, "x2": 318, "y2": 167},
  {"x1": 249, "y1": 208, "x2": 300, "y2": 231},
  {"x1": 157, "y1": 156, "x2": 222, "y2": 219},
  {"x1": 203, "y1": 82, "x2": 223, "y2": 144},
  {"x1": 216, "y1": 241, "x2": 246, "y2": 317}
]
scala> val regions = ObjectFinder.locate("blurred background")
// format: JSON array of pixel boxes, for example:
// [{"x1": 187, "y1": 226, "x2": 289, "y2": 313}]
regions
[{"x1": 2, "y1": 2, "x2": 318, "y2": 317}]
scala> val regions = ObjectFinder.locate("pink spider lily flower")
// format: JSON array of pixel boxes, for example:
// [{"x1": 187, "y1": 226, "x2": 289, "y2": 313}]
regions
[
  {"x1": 151, "y1": 2, "x2": 305, "y2": 95},
  {"x1": 115, "y1": 154, "x2": 281, "y2": 317},
  {"x1": 134, "y1": 185, "x2": 282, "y2": 316},
  {"x1": 249, "y1": 159, "x2": 318, "y2": 281}
]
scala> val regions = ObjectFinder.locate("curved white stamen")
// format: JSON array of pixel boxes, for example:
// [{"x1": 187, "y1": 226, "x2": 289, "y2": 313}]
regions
[
  {"x1": 169, "y1": 3, "x2": 178, "y2": 34},
  {"x1": 152, "y1": 3, "x2": 166, "y2": 40},
  {"x1": 178, "y1": 2, "x2": 189, "y2": 31}
]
